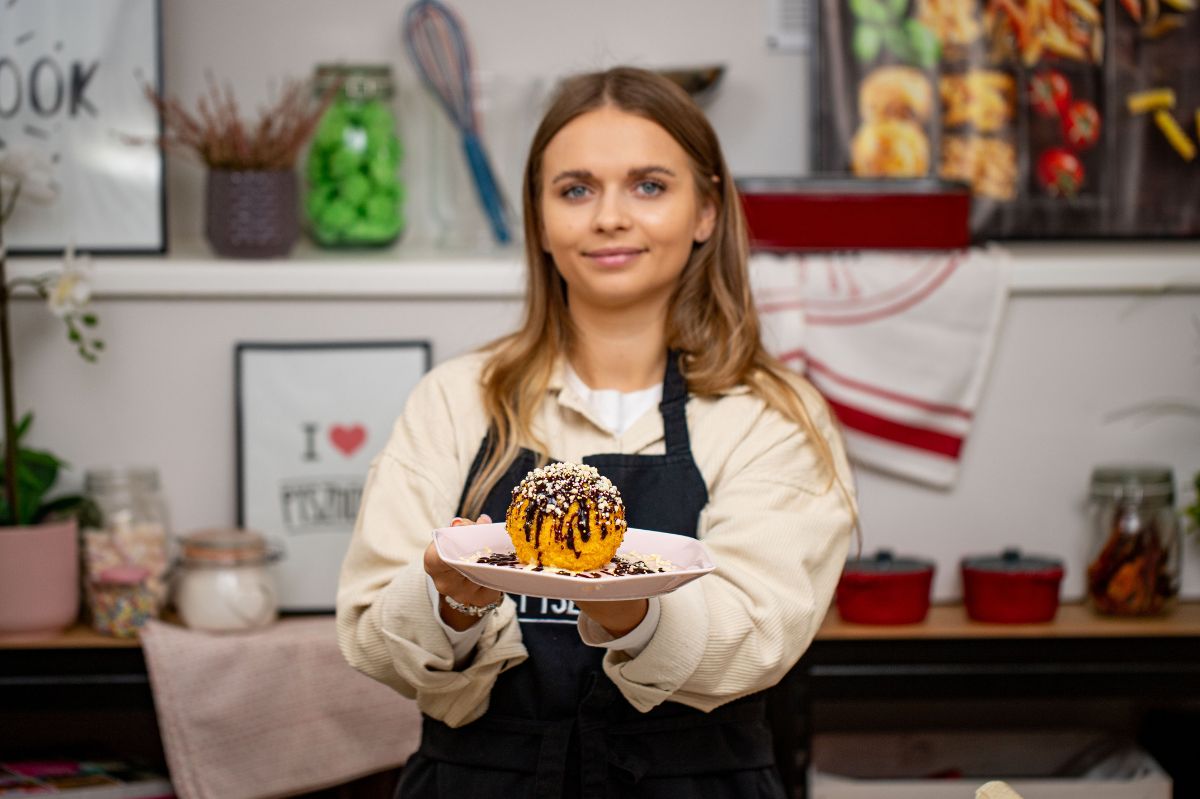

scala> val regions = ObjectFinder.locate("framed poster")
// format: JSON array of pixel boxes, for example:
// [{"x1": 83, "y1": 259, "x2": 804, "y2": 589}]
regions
[
  {"x1": 0, "y1": 0, "x2": 165, "y2": 253},
  {"x1": 236, "y1": 341, "x2": 431, "y2": 612},
  {"x1": 813, "y1": 0, "x2": 1200, "y2": 239}
]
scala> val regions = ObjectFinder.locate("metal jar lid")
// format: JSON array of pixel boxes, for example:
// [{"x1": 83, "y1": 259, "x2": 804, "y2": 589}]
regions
[
  {"x1": 314, "y1": 63, "x2": 394, "y2": 101},
  {"x1": 1089, "y1": 464, "x2": 1174, "y2": 503},
  {"x1": 180, "y1": 528, "x2": 278, "y2": 567},
  {"x1": 961, "y1": 548, "x2": 1063, "y2": 575},
  {"x1": 843, "y1": 549, "x2": 934, "y2": 576}
]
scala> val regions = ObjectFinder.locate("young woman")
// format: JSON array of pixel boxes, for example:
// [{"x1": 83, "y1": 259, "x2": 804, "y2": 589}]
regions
[{"x1": 337, "y1": 66, "x2": 856, "y2": 798}]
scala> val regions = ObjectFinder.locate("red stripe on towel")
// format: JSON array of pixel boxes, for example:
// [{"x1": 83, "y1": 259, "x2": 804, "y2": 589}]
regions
[{"x1": 825, "y1": 397, "x2": 964, "y2": 459}]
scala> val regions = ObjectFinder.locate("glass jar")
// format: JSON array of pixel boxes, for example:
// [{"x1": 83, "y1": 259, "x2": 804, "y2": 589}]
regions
[
  {"x1": 90, "y1": 564, "x2": 157, "y2": 638},
  {"x1": 174, "y1": 529, "x2": 281, "y2": 633},
  {"x1": 1086, "y1": 465, "x2": 1180, "y2": 616},
  {"x1": 304, "y1": 64, "x2": 405, "y2": 248},
  {"x1": 81, "y1": 468, "x2": 171, "y2": 617}
]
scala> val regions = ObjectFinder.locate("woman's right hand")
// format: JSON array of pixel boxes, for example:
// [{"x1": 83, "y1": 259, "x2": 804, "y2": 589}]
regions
[{"x1": 424, "y1": 514, "x2": 504, "y2": 631}]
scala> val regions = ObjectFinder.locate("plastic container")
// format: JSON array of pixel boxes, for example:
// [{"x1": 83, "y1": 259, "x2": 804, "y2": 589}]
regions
[
  {"x1": 836, "y1": 550, "x2": 935, "y2": 624},
  {"x1": 174, "y1": 529, "x2": 281, "y2": 632},
  {"x1": 1086, "y1": 464, "x2": 1180, "y2": 617},
  {"x1": 961, "y1": 549, "x2": 1064, "y2": 623},
  {"x1": 304, "y1": 64, "x2": 405, "y2": 248},
  {"x1": 81, "y1": 467, "x2": 171, "y2": 615}
]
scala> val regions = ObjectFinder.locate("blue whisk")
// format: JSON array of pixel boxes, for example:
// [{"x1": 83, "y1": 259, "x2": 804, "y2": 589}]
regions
[{"x1": 403, "y1": 0, "x2": 512, "y2": 245}]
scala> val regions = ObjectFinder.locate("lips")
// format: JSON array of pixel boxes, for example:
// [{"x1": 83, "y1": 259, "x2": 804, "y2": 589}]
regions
[{"x1": 584, "y1": 247, "x2": 646, "y2": 267}]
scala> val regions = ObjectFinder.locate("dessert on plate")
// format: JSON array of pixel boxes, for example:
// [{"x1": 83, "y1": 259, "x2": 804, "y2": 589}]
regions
[{"x1": 505, "y1": 461, "x2": 627, "y2": 571}]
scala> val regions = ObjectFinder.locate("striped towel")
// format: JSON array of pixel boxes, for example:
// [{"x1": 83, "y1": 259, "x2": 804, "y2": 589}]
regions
[
  {"x1": 751, "y1": 246, "x2": 1010, "y2": 488},
  {"x1": 141, "y1": 617, "x2": 420, "y2": 799}
]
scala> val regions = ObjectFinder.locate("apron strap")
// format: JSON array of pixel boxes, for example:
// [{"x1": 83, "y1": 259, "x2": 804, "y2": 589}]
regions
[{"x1": 659, "y1": 350, "x2": 693, "y2": 459}]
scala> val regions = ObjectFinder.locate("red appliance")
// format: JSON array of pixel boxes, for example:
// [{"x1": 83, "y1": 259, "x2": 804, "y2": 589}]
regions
[
  {"x1": 961, "y1": 549, "x2": 1065, "y2": 624},
  {"x1": 836, "y1": 550, "x2": 935, "y2": 625},
  {"x1": 737, "y1": 177, "x2": 972, "y2": 251}
]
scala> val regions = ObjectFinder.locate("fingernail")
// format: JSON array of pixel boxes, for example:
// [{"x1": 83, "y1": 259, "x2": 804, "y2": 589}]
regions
[{"x1": 478, "y1": 514, "x2": 492, "y2": 523}]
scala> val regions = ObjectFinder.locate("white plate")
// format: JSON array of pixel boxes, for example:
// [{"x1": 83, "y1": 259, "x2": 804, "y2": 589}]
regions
[{"x1": 432, "y1": 522, "x2": 715, "y2": 601}]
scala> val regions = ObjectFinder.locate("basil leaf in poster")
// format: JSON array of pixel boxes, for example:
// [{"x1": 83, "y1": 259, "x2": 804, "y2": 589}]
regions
[
  {"x1": 904, "y1": 19, "x2": 940, "y2": 69},
  {"x1": 853, "y1": 23, "x2": 884, "y2": 63},
  {"x1": 882, "y1": 25, "x2": 916, "y2": 61},
  {"x1": 850, "y1": 0, "x2": 892, "y2": 23}
]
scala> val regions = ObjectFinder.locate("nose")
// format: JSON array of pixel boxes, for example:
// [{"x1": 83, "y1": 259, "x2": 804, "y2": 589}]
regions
[{"x1": 591, "y1": 189, "x2": 630, "y2": 233}]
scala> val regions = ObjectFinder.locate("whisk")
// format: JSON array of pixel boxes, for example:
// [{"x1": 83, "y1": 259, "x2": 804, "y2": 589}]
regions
[{"x1": 403, "y1": 0, "x2": 512, "y2": 245}]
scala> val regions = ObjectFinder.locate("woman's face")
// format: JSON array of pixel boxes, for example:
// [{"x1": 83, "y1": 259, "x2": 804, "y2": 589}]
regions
[{"x1": 538, "y1": 106, "x2": 716, "y2": 314}]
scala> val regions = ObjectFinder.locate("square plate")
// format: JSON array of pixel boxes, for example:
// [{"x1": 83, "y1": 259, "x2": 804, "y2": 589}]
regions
[{"x1": 432, "y1": 522, "x2": 715, "y2": 601}]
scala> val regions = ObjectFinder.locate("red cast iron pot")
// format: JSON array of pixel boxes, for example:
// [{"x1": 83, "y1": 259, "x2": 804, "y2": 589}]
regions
[
  {"x1": 836, "y1": 550, "x2": 935, "y2": 624},
  {"x1": 961, "y1": 549, "x2": 1065, "y2": 623}
]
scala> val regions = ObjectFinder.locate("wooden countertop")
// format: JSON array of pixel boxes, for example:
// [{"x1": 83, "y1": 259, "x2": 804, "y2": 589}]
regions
[{"x1": 6, "y1": 602, "x2": 1200, "y2": 650}]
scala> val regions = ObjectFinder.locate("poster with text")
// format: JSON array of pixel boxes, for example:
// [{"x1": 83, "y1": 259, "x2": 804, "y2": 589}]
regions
[
  {"x1": 236, "y1": 341, "x2": 431, "y2": 611},
  {"x1": 0, "y1": 0, "x2": 164, "y2": 253},
  {"x1": 814, "y1": 0, "x2": 1199, "y2": 238}
]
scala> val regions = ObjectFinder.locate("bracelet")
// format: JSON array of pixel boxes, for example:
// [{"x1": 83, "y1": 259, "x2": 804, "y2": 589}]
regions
[{"x1": 443, "y1": 594, "x2": 501, "y2": 617}]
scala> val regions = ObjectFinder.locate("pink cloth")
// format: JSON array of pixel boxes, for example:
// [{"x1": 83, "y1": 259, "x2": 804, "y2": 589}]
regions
[
  {"x1": 751, "y1": 247, "x2": 1009, "y2": 488},
  {"x1": 141, "y1": 617, "x2": 420, "y2": 799}
]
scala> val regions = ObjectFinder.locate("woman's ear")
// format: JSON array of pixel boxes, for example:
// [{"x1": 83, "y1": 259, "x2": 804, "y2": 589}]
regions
[{"x1": 694, "y1": 199, "x2": 717, "y2": 245}]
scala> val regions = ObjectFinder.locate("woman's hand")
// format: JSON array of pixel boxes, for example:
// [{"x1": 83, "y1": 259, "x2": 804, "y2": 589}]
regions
[
  {"x1": 424, "y1": 514, "x2": 504, "y2": 631},
  {"x1": 574, "y1": 598, "x2": 649, "y2": 639}
]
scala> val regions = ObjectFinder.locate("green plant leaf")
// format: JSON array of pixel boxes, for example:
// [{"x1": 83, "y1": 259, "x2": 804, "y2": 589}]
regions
[
  {"x1": 904, "y1": 19, "x2": 941, "y2": 69},
  {"x1": 33, "y1": 493, "x2": 87, "y2": 524},
  {"x1": 882, "y1": 25, "x2": 916, "y2": 62},
  {"x1": 14, "y1": 412, "x2": 33, "y2": 442},
  {"x1": 850, "y1": 0, "x2": 892, "y2": 23},
  {"x1": 853, "y1": 23, "x2": 884, "y2": 63},
  {"x1": 82, "y1": 314, "x2": 98, "y2": 327},
  {"x1": 68, "y1": 328, "x2": 81, "y2": 343},
  {"x1": 884, "y1": 0, "x2": 909, "y2": 18}
]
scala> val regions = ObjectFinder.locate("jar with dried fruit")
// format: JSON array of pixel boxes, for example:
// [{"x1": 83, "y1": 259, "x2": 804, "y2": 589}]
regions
[{"x1": 1086, "y1": 465, "x2": 1180, "y2": 617}]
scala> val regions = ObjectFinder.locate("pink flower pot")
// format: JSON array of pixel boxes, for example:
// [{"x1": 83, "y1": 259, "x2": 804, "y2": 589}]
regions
[{"x1": 0, "y1": 519, "x2": 80, "y2": 639}]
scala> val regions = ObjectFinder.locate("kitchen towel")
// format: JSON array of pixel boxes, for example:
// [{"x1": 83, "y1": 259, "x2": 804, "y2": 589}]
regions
[
  {"x1": 750, "y1": 246, "x2": 1010, "y2": 488},
  {"x1": 140, "y1": 617, "x2": 420, "y2": 799}
]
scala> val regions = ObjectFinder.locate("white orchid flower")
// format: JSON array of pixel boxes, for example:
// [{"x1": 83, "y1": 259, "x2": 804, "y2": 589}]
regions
[
  {"x1": 45, "y1": 244, "x2": 94, "y2": 318},
  {"x1": 0, "y1": 146, "x2": 59, "y2": 214}
]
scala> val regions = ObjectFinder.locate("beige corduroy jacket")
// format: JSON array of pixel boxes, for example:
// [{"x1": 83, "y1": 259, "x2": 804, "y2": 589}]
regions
[{"x1": 336, "y1": 351, "x2": 855, "y2": 728}]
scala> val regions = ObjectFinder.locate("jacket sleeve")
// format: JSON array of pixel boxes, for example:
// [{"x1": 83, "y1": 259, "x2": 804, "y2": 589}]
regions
[
  {"x1": 600, "y1": 381, "x2": 855, "y2": 713},
  {"x1": 335, "y1": 365, "x2": 528, "y2": 727}
]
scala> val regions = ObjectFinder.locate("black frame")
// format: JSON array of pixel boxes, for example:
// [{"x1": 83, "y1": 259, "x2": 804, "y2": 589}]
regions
[
  {"x1": 2, "y1": 0, "x2": 167, "y2": 255},
  {"x1": 234, "y1": 339, "x2": 432, "y2": 613}
]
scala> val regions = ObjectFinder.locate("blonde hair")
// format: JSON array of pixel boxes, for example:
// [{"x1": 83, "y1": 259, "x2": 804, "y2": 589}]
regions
[{"x1": 462, "y1": 67, "x2": 852, "y2": 523}]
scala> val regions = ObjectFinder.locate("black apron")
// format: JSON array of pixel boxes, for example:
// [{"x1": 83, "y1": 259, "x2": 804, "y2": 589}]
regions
[{"x1": 397, "y1": 354, "x2": 785, "y2": 799}]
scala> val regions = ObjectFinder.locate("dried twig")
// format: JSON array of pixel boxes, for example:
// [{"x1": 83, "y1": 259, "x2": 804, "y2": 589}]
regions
[{"x1": 137, "y1": 73, "x2": 341, "y2": 170}]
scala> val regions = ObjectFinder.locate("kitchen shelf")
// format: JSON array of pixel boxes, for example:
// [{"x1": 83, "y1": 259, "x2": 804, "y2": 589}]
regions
[{"x1": 8, "y1": 239, "x2": 1199, "y2": 300}]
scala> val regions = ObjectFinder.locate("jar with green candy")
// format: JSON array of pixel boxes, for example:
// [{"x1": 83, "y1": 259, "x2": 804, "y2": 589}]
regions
[{"x1": 305, "y1": 64, "x2": 405, "y2": 247}]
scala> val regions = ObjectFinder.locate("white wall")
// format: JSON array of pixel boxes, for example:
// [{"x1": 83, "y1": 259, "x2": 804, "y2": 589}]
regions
[
  {"x1": 160, "y1": 0, "x2": 807, "y2": 245},
  {"x1": 6, "y1": 1, "x2": 1200, "y2": 602}
]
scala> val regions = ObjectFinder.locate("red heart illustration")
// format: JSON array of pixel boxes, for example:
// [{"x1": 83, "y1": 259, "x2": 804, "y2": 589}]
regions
[{"x1": 329, "y1": 424, "x2": 367, "y2": 457}]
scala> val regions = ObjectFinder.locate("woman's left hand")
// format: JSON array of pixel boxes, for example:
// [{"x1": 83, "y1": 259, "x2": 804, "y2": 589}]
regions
[{"x1": 574, "y1": 598, "x2": 648, "y2": 638}]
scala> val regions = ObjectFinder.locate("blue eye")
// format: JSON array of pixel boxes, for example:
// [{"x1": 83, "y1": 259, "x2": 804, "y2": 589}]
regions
[
  {"x1": 636, "y1": 181, "x2": 665, "y2": 196},
  {"x1": 561, "y1": 185, "x2": 589, "y2": 199}
]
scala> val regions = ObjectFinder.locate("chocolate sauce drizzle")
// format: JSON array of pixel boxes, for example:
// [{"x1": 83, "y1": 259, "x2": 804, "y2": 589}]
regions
[
  {"x1": 508, "y1": 462, "x2": 627, "y2": 561},
  {"x1": 475, "y1": 551, "x2": 668, "y2": 577}
]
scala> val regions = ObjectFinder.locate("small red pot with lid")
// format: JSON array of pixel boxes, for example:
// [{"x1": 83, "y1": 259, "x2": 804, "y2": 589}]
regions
[
  {"x1": 836, "y1": 550, "x2": 936, "y2": 624},
  {"x1": 961, "y1": 548, "x2": 1065, "y2": 623}
]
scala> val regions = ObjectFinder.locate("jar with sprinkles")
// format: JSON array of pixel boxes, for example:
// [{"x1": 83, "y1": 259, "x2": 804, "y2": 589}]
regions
[{"x1": 90, "y1": 565, "x2": 156, "y2": 638}]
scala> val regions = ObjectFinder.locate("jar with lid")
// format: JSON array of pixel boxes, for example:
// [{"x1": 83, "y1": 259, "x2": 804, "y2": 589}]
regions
[
  {"x1": 1086, "y1": 464, "x2": 1180, "y2": 616},
  {"x1": 304, "y1": 64, "x2": 405, "y2": 248},
  {"x1": 81, "y1": 468, "x2": 171, "y2": 617},
  {"x1": 173, "y1": 529, "x2": 282, "y2": 633},
  {"x1": 89, "y1": 565, "x2": 157, "y2": 638}
]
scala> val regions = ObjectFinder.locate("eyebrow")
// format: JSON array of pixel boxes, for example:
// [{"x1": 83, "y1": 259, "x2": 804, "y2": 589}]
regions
[{"x1": 550, "y1": 165, "x2": 677, "y2": 184}]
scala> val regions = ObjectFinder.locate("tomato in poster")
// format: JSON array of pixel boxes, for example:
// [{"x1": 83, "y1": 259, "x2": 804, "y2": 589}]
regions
[
  {"x1": 1037, "y1": 148, "x2": 1086, "y2": 197},
  {"x1": 1063, "y1": 100, "x2": 1101, "y2": 150},
  {"x1": 1030, "y1": 71, "x2": 1071, "y2": 118}
]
